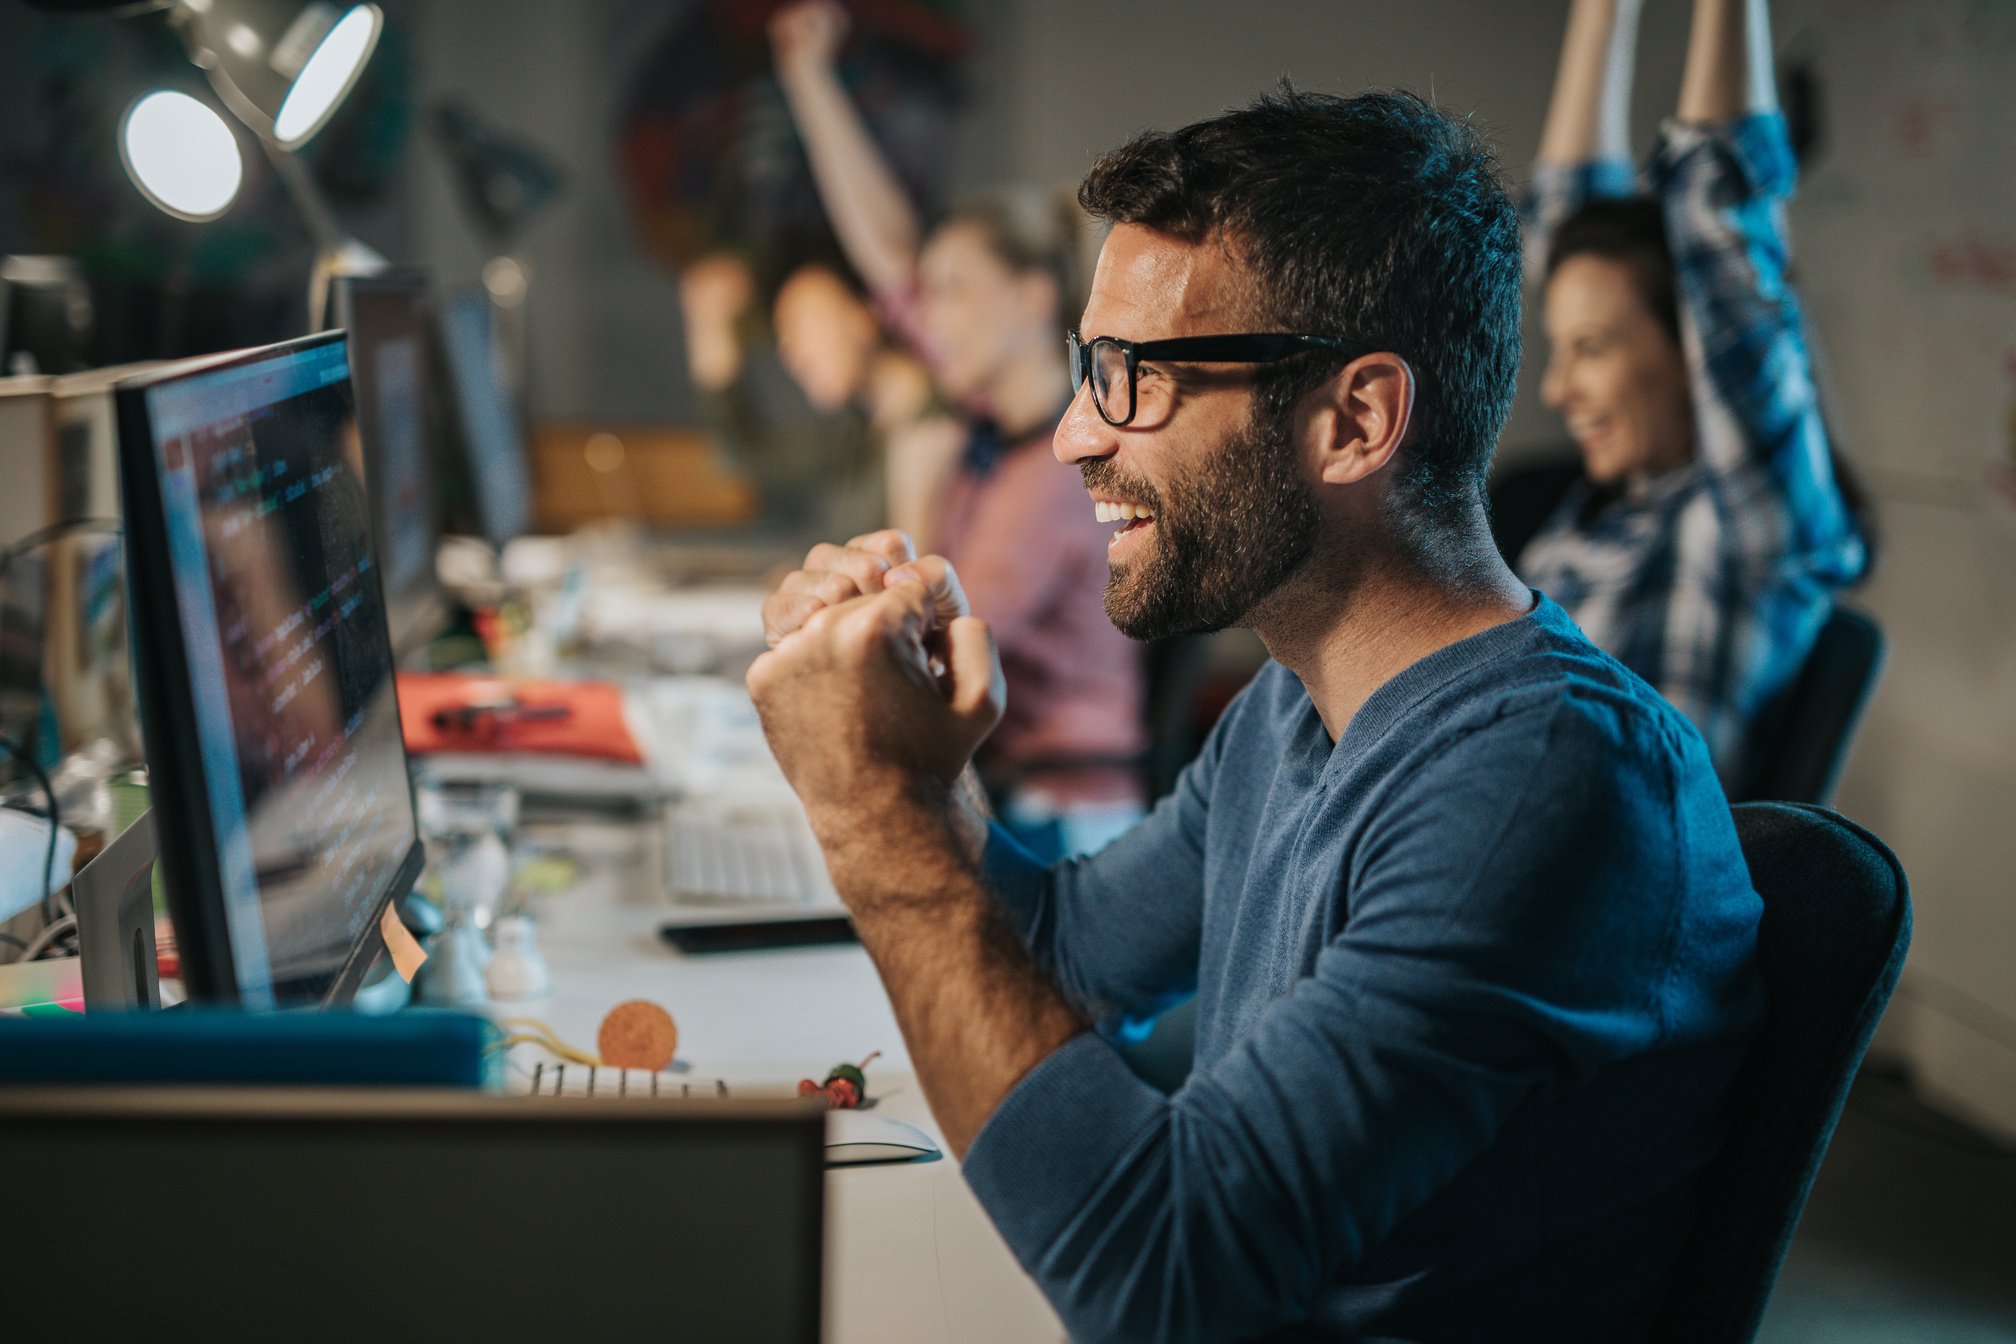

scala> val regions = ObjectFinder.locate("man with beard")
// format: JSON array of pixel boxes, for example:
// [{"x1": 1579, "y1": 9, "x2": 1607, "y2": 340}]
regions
[{"x1": 748, "y1": 87, "x2": 1763, "y2": 1343}]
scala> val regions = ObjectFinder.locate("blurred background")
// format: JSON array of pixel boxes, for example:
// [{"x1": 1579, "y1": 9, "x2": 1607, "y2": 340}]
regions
[{"x1": 1, "y1": 2, "x2": 2011, "y2": 1337}]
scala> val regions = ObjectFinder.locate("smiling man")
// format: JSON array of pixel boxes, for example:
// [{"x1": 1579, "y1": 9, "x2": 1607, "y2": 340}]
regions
[{"x1": 748, "y1": 87, "x2": 1764, "y2": 1342}]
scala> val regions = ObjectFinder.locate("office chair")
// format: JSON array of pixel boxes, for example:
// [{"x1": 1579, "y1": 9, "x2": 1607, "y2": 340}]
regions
[
  {"x1": 1486, "y1": 451, "x2": 1583, "y2": 567},
  {"x1": 1647, "y1": 801, "x2": 1911, "y2": 1344},
  {"x1": 986, "y1": 634, "x2": 1214, "y2": 806},
  {"x1": 1740, "y1": 605, "x2": 1886, "y2": 806},
  {"x1": 1139, "y1": 634, "x2": 1214, "y2": 800}
]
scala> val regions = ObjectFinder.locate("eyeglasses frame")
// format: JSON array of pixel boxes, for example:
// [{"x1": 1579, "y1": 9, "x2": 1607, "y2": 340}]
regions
[{"x1": 1066, "y1": 330, "x2": 1379, "y2": 428}]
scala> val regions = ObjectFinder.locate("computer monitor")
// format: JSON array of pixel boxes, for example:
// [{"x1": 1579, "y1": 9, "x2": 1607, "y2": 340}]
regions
[
  {"x1": 329, "y1": 272, "x2": 446, "y2": 655},
  {"x1": 0, "y1": 1088, "x2": 825, "y2": 1342},
  {"x1": 0, "y1": 255, "x2": 93, "y2": 377},
  {"x1": 115, "y1": 331, "x2": 424, "y2": 1008},
  {"x1": 438, "y1": 288, "x2": 532, "y2": 547}
]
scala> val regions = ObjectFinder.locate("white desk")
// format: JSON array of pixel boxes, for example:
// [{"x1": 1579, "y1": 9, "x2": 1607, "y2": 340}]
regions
[{"x1": 508, "y1": 813, "x2": 1066, "y2": 1344}]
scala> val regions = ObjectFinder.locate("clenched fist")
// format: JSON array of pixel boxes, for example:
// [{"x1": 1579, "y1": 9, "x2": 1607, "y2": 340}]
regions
[{"x1": 748, "y1": 533, "x2": 1004, "y2": 835}]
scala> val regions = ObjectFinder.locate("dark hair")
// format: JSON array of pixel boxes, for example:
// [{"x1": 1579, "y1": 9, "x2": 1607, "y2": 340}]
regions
[
  {"x1": 1545, "y1": 197, "x2": 1682, "y2": 343},
  {"x1": 1076, "y1": 84, "x2": 1523, "y2": 528},
  {"x1": 938, "y1": 188, "x2": 1087, "y2": 321}
]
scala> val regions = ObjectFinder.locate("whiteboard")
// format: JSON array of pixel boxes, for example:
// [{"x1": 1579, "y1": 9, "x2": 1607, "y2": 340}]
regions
[{"x1": 1792, "y1": 0, "x2": 2016, "y2": 500}]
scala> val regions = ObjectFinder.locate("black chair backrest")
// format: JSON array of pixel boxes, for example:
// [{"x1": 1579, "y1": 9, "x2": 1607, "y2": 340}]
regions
[
  {"x1": 1486, "y1": 452, "x2": 1584, "y2": 566},
  {"x1": 1141, "y1": 634, "x2": 1213, "y2": 800},
  {"x1": 1741, "y1": 605, "x2": 1886, "y2": 806},
  {"x1": 1648, "y1": 802, "x2": 1911, "y2": 1343}
]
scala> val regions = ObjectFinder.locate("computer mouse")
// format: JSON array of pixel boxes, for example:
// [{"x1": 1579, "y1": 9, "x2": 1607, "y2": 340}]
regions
[{"x1": 824, "y1": 1109, "x2": 942, "y2": 1164}]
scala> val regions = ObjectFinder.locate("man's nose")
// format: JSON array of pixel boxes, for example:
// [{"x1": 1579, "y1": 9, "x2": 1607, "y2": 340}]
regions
[{"x1": 1053, "y1": 381, "x2": 1114, "y2": 465}]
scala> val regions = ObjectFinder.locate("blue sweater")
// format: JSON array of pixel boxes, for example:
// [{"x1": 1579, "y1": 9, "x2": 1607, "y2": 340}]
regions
[{"x1": 963, "y1": 595, "x2": 1763, "y2": 1343}]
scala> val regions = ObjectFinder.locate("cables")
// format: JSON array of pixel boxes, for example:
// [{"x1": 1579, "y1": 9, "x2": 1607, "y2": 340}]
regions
[
  {"x1": 13, "y1": 914, "x2": 78, "y2": 965},
  {"x1": 0, "y1": 517, "x2": 123, "y2": 587},
  {"x1": 0, "y1": 517, "x2": 121, "y2": 952}
]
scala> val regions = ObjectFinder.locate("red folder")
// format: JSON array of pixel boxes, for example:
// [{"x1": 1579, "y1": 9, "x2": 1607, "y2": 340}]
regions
[{"x1": 396, "y1": 673, "x2": 644, "y2": 764}]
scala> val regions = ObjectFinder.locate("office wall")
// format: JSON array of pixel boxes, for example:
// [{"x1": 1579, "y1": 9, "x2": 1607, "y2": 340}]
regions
[{"x1": 401, "y1": 0, "x2": 1015, "y2": 427}]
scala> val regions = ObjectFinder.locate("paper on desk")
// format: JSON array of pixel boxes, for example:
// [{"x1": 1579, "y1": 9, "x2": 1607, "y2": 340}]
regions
[
  {"x1": 0, "y1": 810, "x2": 78, "y2": 924},
  {"x1": 580, "y1": 586, "x2": 771, "y2": 647}
]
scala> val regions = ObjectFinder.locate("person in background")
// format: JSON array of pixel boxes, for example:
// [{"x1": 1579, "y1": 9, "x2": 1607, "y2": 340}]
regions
[
  {"x1": 678, "y1": 252, "x2": 960, "y2": 546},
  {"x1": 768, "y1": 0, "x2": 1146, "y2": 859},
  {"x1": 1518, "y1": 0, "x2": 1866, "y2": 795}
]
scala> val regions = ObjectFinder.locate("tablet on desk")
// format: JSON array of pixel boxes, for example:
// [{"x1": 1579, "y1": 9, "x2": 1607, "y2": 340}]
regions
[{"x1": 659, "y1": 915, "x2": 859, "y2": 955}]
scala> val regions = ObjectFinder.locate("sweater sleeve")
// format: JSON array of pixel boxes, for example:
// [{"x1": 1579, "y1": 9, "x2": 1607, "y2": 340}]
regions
[{"x1": 961, "y1": 690, "x2": 1753, "y2": 1344}]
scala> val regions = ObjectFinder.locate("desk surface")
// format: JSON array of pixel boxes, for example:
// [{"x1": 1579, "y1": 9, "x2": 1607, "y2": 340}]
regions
[{"x1": 510, "y1": 813, "x2": 1065, "y2": 1344}]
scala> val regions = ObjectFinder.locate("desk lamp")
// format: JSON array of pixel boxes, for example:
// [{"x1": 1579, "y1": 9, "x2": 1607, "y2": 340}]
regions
[
  {"x1": 117, "y1": 88, "x2": 246, "y2": 222},
  {"x1": 29, "y1": 1, "x2": 383, "y2": 246},
  {"x1": 26, "y1": 0, "x2": 383, "y2": 147}
]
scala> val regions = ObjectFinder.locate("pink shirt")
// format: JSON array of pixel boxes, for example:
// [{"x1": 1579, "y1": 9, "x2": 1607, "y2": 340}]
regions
[{"x1": 936, "y1": 431, "x2": 1146, "y2": 807}]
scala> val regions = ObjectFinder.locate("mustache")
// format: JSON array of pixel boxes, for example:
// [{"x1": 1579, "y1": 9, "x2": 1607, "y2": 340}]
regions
[{"x1": 1080, "y1": 460, "x2": 1163, "y2": 513}]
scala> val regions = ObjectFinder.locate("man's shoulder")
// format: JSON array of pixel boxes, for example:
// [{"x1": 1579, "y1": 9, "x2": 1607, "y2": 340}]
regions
[{"x1": 1374, "y1": 600, "x2": 1713, "y2": 798}]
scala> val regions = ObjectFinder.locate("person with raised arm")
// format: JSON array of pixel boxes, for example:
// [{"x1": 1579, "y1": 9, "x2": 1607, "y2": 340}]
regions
[
  {"x1": 1519, "y1": 0, "x2": 1867, "y2": 794},
  {"x1": 769, "y1": 0, "x2": 1145, "y2": 858}
]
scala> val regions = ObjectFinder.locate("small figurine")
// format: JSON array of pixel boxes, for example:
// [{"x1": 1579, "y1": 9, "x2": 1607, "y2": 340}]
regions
[{"x1": 797, "y1": 1051, "x2": 882, "y2": 1110}]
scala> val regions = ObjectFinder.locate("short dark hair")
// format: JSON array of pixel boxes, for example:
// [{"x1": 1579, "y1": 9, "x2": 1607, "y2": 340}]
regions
[
  {"x1": 1077, "y1": 85, "x2": 1523, "y2": 527},
  {"x1": 937, "y1": 189, "x2": 1087, "y2": 322},
  {"x1": 1546, "y1": 197, "x2": 1681, "y2": 343}
]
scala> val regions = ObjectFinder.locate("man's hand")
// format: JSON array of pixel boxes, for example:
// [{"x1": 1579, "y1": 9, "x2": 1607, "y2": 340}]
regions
[
  {"x1": 762, "y1": 529, "x2": 916, "y2": 647},
  {"x1": 750, "y1": 539, "x2": 1073, "y2": 1164},
  {"x1": 749, "y1": 539, "x2": 1003, "y2": 842},
  {"x1": 769, "y1": 0, "x2": 849, "y2": 83}
]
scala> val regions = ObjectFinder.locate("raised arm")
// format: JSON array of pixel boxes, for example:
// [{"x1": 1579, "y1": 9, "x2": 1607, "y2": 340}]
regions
[
  {"x1": 770, "y1": 2, "x2": 923, "y2": 299},
  {"x1": 1641, "y1": 0, "x2": 1865, "y2": 786},
  {"x1": 1536, "y1": 0, "x2": 1644, "y2": 169},
  {"x1": 1677, "y1": 0, "x2": 1777, "y2": 126},
  {"x1": 1527, "y1": 0, "x2": 1645, "y2": 279}
]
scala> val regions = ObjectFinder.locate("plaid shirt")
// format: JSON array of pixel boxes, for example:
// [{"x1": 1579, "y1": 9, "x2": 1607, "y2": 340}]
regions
[{"x1": 1517, "y1": 113, "x2": 1866, "y2": 793}]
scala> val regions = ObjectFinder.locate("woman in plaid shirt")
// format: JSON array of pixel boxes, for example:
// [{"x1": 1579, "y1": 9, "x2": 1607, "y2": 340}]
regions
[{"x1": 1519, "y1": 0, "x2": 1867, "y2": 794}]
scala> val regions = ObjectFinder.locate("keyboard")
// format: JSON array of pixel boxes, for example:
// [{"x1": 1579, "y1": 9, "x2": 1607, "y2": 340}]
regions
[{"x1": 663, "y1": 804, "x2": 834, "y2": 909}]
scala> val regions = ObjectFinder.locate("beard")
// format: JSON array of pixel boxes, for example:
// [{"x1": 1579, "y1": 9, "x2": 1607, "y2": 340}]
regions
[{"x1": 1086, "y1": 395, "x2": 1321, "y2": 641}]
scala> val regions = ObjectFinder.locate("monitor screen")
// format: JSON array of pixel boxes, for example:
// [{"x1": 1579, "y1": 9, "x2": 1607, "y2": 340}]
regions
[
  {"x1": 438, "y1": 289, "x2": 531, "y2": 547},
  {"x1": 332, "y1": 273, "x2": 443, "y2": 654},
  {"x1": 117, "y1": 332, "x2": 422, "y2": 1007}
]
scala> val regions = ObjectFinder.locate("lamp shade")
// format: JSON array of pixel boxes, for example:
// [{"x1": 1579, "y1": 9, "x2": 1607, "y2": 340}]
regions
[
  {"x1": 175, "y1": 1, "x2": 383, "y2": 149},
  {"x1": 119, "y1": 90, "x2": 246, "y2": 221}
]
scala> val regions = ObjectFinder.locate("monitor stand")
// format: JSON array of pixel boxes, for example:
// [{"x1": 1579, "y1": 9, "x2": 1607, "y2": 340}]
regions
[{"x1": 73, "y1": 809, "x2": 162, "y2": 1010}]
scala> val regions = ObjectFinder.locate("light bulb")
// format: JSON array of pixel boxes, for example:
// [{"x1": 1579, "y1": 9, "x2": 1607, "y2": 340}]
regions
[
  {"x1": 120, "y1": 91, "x2": 245, "y2": 222},
  {"x1": 272, "y1": 4, "x2": 382, "y2": 148}
]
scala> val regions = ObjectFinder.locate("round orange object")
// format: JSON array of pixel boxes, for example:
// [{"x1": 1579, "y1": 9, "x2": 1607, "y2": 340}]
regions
[{"x1": 597, "y1": 999, "x2": 679, "y2": 1072}]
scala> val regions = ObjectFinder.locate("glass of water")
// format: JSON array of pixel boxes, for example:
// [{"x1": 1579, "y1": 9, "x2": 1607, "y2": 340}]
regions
[{"x1": 414, "y1": 775, "x2": 520, "y2": 932}]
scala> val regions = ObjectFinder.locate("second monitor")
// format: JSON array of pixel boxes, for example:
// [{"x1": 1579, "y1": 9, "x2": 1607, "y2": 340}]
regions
[
  {"x1": 116, "y1": 332, "x2": 424, "y2": 1008},
  {"x1": 329, "y1": 271, "x2": 447, "y2": 657}
]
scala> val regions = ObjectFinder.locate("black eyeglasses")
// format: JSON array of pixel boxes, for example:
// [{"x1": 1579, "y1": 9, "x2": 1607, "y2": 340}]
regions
[{"x1": 1066, "y1": 330, "x2": 1375, "y2": 427}]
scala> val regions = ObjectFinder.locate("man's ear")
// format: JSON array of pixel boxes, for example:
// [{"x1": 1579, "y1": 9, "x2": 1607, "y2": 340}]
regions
[{"x1": 1305, "y1": 353, "x2": 1416, "y2": 487}]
